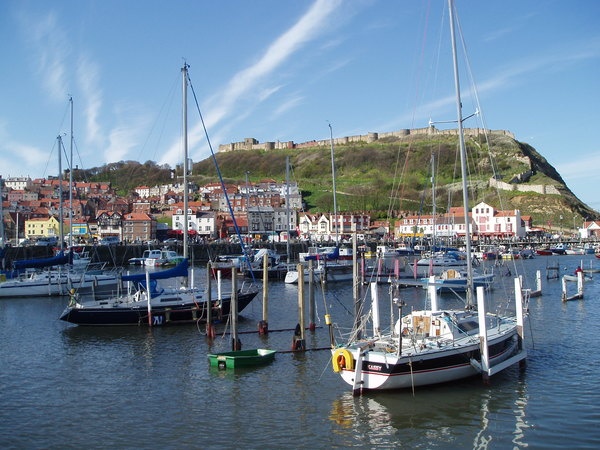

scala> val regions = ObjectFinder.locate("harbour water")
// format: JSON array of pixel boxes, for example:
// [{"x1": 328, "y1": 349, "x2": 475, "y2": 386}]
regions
[{"x1": 1, "y1": 255, "x2": 599, "y2": 449}]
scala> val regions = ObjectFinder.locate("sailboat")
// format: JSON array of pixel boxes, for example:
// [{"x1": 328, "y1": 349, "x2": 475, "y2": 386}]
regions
[
  {"x1": 330, "y1": 0, "x2": 527, "y2": 394},
  {"x1": 284, "y1": 124, "x2": 356, "y2": 284},
  {"x1": 60, "y1": 64, "x2": 259, "y2": 325},
  {"x1": 0, "y1": 124, "x2": 120, "y2": 298},
  {"x1": 412, "y1": 154, "x2": 468, "y2": 276},
  {"x1": 59, "y1": 259, "x2": 258, "y2": 325}
]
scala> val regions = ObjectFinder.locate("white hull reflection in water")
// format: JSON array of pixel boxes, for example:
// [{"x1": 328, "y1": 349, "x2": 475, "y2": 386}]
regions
[
  {"x1": 329, "y1": 376, "x2": 530, "y2": 448},
  {"x1": 0, "y1": 257, "x2": 599, "y2": 448}
]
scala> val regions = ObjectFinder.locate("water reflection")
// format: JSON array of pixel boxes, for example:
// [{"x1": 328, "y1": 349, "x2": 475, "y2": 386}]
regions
[{"x1": 329, "y1": 373, "x2": 530, "y2": 448}]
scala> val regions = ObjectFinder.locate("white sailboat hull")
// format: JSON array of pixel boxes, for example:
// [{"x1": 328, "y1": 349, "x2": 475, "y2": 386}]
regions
[
  {"x1": 336, "y1": 324, "x2": 520, "y2": 391},
  {"x1": 284, "y1": 262, "x2": 355, "y2": 284},
  {"x1": 0, "y1": 270, "x2": 119, "y2": 297}
]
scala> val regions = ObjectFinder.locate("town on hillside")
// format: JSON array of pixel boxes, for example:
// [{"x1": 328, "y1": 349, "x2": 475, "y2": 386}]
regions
[{"x1": 1, "y1": 175, "x2": 599, "y2": 247}]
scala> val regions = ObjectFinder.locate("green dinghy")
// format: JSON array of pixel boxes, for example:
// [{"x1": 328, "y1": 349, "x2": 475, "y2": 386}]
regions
[{"x1": 208, "y1": 348, "x2": 276, "y2": 370}]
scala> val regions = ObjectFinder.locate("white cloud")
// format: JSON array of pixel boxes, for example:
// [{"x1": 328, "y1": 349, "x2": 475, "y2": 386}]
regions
[
  {"x1": 558, "y1": 152, "x2": 600, "y2": 181},
  {"x1": 77, "y1": 56, "x2": 103, "y2": 148},
  {"x1": 104, "y1": 105, "x2": 150, "y2": 164},
  {"x1": 272, "y1": 95, "x2": 304, "y2": 119},
  {"x1": 159, "y1": 0, "x2": 344, "y2": 167},
  {"x1": 23, "y1": 12, "x2": 70, "y2": 101}
]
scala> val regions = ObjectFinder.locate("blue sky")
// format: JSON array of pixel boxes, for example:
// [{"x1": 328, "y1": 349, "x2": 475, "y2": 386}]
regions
[{"x1": 1, "y1": 0, "x2": 599, "y2": 213}]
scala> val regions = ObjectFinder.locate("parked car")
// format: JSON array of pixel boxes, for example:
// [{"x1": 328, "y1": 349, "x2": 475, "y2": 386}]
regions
[
  {"x1": 163, "y1": 238, "x2": 179, "y2": 245},
  {"x1": 99, "y1": 236, "x2": 120, "y2": 246},
  {"x1": 35, "y1": 237, "x2": 58, "y2": 247}
]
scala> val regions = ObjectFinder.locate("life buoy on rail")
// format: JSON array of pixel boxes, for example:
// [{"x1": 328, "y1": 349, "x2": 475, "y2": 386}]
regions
[{"x1": 332, "y1": 348, "x2": 354, "y2": 373}]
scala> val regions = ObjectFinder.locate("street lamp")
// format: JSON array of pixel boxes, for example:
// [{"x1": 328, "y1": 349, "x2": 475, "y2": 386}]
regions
[
  {"x1": 559, "y1": 215, "x2": 563, "y2": 236},
  {"x1": 245, "y1": 171, "x2": 250, "y2": 208}
]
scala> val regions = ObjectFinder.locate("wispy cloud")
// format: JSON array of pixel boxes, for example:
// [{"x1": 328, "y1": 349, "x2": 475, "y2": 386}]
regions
[
  {"x1": 159, "y1": 0, "x2": 344, "y2": 166},
  {"x1": 0, "y1": 120, "x2": 50, "y2": 177},
  {"x1": 483, "y1": 12, "x2": 539, "y2": 43},
  {"x1": 77, "y1": 55, "x2": 103, "y2": 148},
  {"x1": 271, "y1": 94, "x2": 305, "y2": 119},
  {"x1": 559, "y1": 152, "x2": 600, "y2": 208},
  {"x1": 18, "y1": 9, "x2": 109, "y2": 165},
  {"x1": 22, "y1": 12, "x2": 70, "y2": 101},
  {"x1": 558, "y1": 152, "x2": 600, "y2": 181},
  {"x1": 104, "y1": 105, "x2": 150, "y2": 164},
  {"x1": 380, "y1": 35, "x2": 600, "y2": 132}
]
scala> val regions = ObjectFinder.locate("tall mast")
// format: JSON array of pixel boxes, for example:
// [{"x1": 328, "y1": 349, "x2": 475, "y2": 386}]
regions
[
  {"x1": 0, "y1": 176, "x2": 4, "y2": 248},
  {"x1": 328, "y1": 123, "x2": 338, "y2": 244},
  {"x1": 182, "y1": 63, "x2": 189, "y2": 259},
  {"x1": 448, "y1": 0, "x2": 474, "y2": 304},
  {"x1": 431, "y1": 153, "x2": 436, "y2": 249},
  {"x1": 57, "y1": 135, "x2": 65, "y2": 250},
  {"x1": 285, "y1": 156, "x2": 291, "y2": 263},
  {"x1": 69, "y1": 96, "x2": 73, "y2": 247}
]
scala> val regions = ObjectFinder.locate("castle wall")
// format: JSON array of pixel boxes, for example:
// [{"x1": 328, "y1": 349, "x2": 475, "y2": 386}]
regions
[
  {"x1": 489, "y1": 178, "x2": 561, "y2": 195},
  {"x1": 217, "y1": 127, "x2": 516, "y2": 153}
]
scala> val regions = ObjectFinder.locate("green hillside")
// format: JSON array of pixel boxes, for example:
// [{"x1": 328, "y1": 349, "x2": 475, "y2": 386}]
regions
[
  {"x1": 192, "y1": 133, "x2": 597, "y2": 228},
  {"x1": 73, "y1": 132, "x2": 598, "y2": 231}
]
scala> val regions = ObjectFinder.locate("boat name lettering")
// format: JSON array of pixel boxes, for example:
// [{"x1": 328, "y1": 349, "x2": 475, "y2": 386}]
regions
[{"x1": 368, "y1": 364, "x2": 382, "y2": 372}]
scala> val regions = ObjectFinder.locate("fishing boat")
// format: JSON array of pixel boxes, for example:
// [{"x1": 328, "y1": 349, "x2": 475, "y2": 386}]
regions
[
  {"x1": 145, "y1": 249, "x2": 185, "y2": 267},
  {"x1": 550, "y1": 243, "x2": 567, "y2": 255},
  {"x1": 59, "y1": 259, "x2": 259, "y2": 326},
  {"x1": 128, "y1": 249, "x2": 161, "y2": 266},
  {"x1": 329, "y1": 0, "x2": 527, "y2": 394},
  {"x1": 208, "y1": 349, "x2": 276, "y2": 370}
]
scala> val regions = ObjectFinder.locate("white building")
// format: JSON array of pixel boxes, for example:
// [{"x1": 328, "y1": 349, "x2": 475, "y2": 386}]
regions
[
  {"x1": 4, "y1": 176, "x2": 33, "y2": 191},
  {"x1": 172, "y1": 208, "x2": 217, "y2": 238},
  {"x1": 471, "y1": 202, "x2": 525, "y2": 238},
  {"x1": 298, "y1": 212, "x2": 370, "y2": 241},
  {"x1": 394, "y1": 202, "x2": 525, "y2": 239},
  {"x1": 579, "y1": 220, "x2": 600, "y2": 239}
]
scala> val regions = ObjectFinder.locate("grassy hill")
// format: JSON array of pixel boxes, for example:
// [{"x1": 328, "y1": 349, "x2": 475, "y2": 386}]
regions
[
  {"x1": 73, "y1": 132, "x2": 599, "y2": 231},
  {"x1": 192, "y1": 133, "x2": 597, "y2": 229}
]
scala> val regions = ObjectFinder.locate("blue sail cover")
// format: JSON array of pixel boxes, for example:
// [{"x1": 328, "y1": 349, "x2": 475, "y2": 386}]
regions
[
  {"x1": 121, "y1": 258, "x2": 189, "y2": 283},
  {"x1": 12, "y1": 251, "x2": 71, "y2": 270}
]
